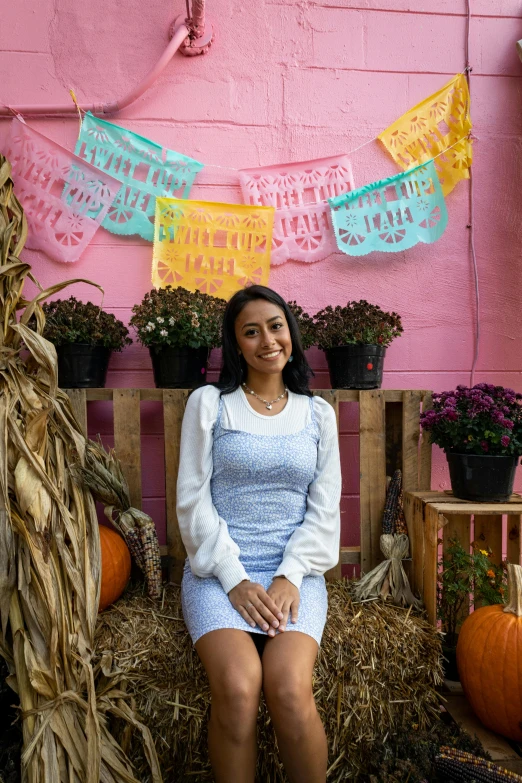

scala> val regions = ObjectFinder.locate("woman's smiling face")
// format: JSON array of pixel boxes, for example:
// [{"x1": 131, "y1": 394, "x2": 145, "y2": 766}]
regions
[{"x1": 234, "y1": 299, "x2": 292, "y2": 377}]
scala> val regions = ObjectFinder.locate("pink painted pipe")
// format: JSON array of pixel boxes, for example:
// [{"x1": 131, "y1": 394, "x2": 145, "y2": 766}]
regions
[{"x1": 0, "y1": 20, "x2": 190, "y2": 118}]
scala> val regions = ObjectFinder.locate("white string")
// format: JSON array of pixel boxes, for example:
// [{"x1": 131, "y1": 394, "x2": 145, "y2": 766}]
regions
[{"x1": 202, "y1": 133, "x2": 469, "y2": 176}]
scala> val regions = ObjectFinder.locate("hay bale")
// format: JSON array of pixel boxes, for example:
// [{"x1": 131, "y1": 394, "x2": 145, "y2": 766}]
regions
[{"x1": 94, "y1": 581, "x2": 444, "y2": 782}]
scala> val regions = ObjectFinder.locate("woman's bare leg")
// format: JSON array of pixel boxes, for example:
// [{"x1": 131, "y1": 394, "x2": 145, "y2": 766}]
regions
[
  {"x1": 262, "y1": 632, "x2": 327, "y2": 783},
  {"x1": 195, "y1": 630, "x2": 263, "y2": 783}
]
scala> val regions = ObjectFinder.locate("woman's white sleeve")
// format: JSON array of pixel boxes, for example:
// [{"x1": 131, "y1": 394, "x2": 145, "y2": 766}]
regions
[
  {"x1": 176, "y1": 387, "x2": 250, "y2": 595},
  {"x1": 273, "y1": 398, "x2": 341, "y2": 589}
]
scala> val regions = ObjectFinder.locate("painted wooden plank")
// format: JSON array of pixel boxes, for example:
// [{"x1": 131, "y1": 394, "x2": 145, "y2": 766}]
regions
[
  {"x1": 359, "y1": 390, "x2": 387, "y2": 573},
  {"x1": 419, "y1": 392, "x2": 433, "y2": 490},
  {"x1": 402, "y1": 390, "x2": 423, "y2": 492},
  {"x1": 340, "y1": 546, "x2": 360, "y2": 565},
  {"x1": 65, "y1": 389, "x2": 88, "y2": 436},
  {"x1": 473, "y1": 514, "x2": 503, "y2": 565},
  {"x1": 506, "y1": 515, "x2": 521, "y2": 565},
  {"x1": 113, "y1": 389, "x2": 142, "y2": 509},
  {"x1": 314, "y1": 390, "x2": 342, "y2": 581},
  {"x1": 163, "y1": 389, "x2": 187, "y2": 584},
  {"x1": 385, "y1": 400, "x2": 402, "y2": 477}
]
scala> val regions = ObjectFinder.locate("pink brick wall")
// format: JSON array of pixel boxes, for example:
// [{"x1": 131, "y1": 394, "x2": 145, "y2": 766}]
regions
[{"x1": 2, "y1": 0, "x2": 522, "y2": 551}]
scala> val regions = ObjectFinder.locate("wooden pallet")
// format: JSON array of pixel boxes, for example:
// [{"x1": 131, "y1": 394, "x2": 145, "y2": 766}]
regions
[
  {"x1": 66, "y1": 388, "x2": 432, "y2": 582},
  {"x1": 403, "y1": 490, "x2": 522, "y2": 625}
]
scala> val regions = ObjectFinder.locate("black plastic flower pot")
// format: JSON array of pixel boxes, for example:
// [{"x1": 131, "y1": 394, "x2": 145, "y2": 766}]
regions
[
  {"x1": 446, "y1": 452, "x2": 519, "y2": 502},
  {"x1": 325, "y1": 344, "x2": 386, "y2": 390},
  {"x1": 149, "y1": 345, "x2": 209, "y2": 389},
  {"x1": 57, "y1": 343, "x2": 111, "y2": 388}
]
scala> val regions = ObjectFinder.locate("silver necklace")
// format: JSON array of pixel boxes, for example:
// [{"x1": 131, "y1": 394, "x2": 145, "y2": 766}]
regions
[{"x1": 242, "y1": 382, "x2": 288, "y2": 410}]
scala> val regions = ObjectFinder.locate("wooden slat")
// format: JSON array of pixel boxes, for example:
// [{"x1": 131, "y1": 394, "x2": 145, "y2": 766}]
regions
[
  {"x1": 404, "y1": 492, "x2": 425, "y2": 609},
  {"x1": 113, "y1": 389, "x2": 142, "y2": 509},
  {"x1": 432, "y1": 503, "x2": 522, "y2": 515},
  {"x1": 507, "y1": 515, "x2": 521, "y2": 565},
  {"x1": 473, "y1": 514, "x2": 503, "y2": 565},
  {"x1": 359, "y1": 390, "x2": 387, "y2": 573},
  {"x1": 443, "y1": 513, "x2": 472, "y2": 626},
  {"x1": 336, "y1": 390, "x2": 359, "y2": 403},
  {"x1": 424, "y1": 504, "x2": 440, "y2": 626},
  {"x1": 314, "y1": 390, "x2": 342, "y2": 581},
  {"x1": 163, "y1": 389, "x2": 187, "y2": 584},
  {"x1": 340, "y1": 546, "x2": 361, "y2": 565},
  {"x1": 65, "y1": 389, "x2": 88, "y2": 436},
  {"x1": 443, "y1": 513, "x2": 471, "y2": 553},
  {"x1": 419, "y1": 392, "x2": 432, "y2": 490},
  {"x1": 85, "y1": 389, "x2": 430, "y2": 403},
  {"x1": 402, "y1": 390, "x2": 423, "y2": 492}
]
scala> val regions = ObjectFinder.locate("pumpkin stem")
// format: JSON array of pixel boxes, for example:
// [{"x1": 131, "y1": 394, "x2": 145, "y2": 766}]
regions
[{"x1": 503, "y1": 563, "x2": 522, "y2": 617}]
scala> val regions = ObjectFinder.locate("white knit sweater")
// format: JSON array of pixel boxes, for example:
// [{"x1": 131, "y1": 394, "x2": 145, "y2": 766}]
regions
[{"x1": 176, "y1": 385, "x2": 342, "y2": 594}]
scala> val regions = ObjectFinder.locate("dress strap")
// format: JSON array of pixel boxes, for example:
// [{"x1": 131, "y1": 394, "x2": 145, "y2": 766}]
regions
[
  {"x1": 308, "y1": 395, "x2": 318, "y2": 427},
  {"x1": 216, "y1": 394, "x2": 225, "y2": 427}
]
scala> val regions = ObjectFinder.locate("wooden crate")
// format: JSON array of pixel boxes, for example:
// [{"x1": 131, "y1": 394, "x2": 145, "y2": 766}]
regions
[
  {"x1": 403, "y1": 490, "x2": 522, "y2": 626},
  {"x1": 66, "y1": 388, "x2": 433, "y2": 582}
]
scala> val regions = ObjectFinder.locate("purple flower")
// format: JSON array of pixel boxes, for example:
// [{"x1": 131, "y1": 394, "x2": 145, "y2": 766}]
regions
[
  {"x1": 480, "y1": 440, "x2": 489, "y2": 452},
  {"x1": 502, "y1": 419, "x2": 514, "y2": 430},
  {"x1": 501, "y1": 435, "x2": 511, "y2": 447},
  {"x1": 444, "y1": 409, "x2": 458, "y2": 421},
  {"x1": 445, "y1": 396, "x2": 457, "y2": 406}
]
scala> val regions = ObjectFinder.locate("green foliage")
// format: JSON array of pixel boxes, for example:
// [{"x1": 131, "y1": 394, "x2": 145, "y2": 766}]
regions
[
  {"x1": 286, "y1": 300, "x2": 316, "y2": 351},
  {"x1": 130, "y1": 286, "x2": 226, "y2": 349},
  {"x1": 437, "y1": 537, "x2": 507, "y2": 647},
  {"x1": 40, "y1": 297, "x2": 132, "y2": 351},
  {"x1": 313, "y1": 300, "x2": 403, "y2": 351}
]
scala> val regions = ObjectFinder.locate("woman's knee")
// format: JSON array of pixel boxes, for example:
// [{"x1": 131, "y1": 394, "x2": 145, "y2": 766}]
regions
[
  {"x1": 263, "y1": 670, "x2": 315, "y2": 726},
  {"x1": 210, "y1": 663, "x2": 262, "y2": 740}
]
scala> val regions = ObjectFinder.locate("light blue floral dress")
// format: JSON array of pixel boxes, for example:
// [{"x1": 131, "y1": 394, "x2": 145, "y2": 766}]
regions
[{"x1": 181, "y1": 394, "x2": 328, "y2": 645}]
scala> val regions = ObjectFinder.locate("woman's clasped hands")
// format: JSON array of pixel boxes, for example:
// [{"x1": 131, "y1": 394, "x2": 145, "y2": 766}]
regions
[{"x1": 228, "y1": 576, "x2": 300, "y2": 636}]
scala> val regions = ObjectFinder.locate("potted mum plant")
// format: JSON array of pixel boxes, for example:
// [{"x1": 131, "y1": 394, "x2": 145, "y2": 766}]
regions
[
  {"x1": 40, "y1": 297, "x2": 132, "y2": 388},
  {"x1": 130, "y1": 286, "x2": 226, "y2": 389},
  {"x1": 421, "y1": 384, "x2": 522, "y2": 502},
  {"x1": 313, "y1": 300, "x2": 403, "y2": 389}
]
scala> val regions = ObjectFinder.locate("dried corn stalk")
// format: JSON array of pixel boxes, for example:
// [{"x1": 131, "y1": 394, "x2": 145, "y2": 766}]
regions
[{"x1": 0, "y1": 154, "x2": 162, "y2": 782}]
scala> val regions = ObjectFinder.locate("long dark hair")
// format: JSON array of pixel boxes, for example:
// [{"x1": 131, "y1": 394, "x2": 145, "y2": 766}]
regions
[{"x1": 217, "y1": 285, "x2": 313, "y2": 396}]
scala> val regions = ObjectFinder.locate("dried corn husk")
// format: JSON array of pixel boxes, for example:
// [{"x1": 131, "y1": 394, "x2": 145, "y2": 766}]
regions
[
  {"x1": 354, "y1": 470, "x2": 420, "y2": 608},
  {"x1": 74, "y1": 439, "x2": 162, "y2": 598},
  {"x1": 95, "y1": 581, "x2": 444, "y2": 782},
  {"x1": 0, "y1": 153, "x2": 162, "y2": 782}
]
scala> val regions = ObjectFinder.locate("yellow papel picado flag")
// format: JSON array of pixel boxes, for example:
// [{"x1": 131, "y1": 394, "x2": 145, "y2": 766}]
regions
[{"x1": 378, "y1": 74, "x2": 472, "y2": 196}]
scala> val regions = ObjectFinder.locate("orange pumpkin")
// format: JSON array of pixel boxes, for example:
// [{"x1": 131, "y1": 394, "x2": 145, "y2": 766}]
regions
[
  {"x1": 98, "y1": 525, "x2": 131, "y2": 612},
  {"x1": 456, "y1": 563, "x2": 522, "y2": 741}
]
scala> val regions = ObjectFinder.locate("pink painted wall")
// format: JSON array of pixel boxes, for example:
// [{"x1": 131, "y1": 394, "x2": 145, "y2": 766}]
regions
[{"x1": 2, "y1": 0, "x2": 522, "y2": 555}]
